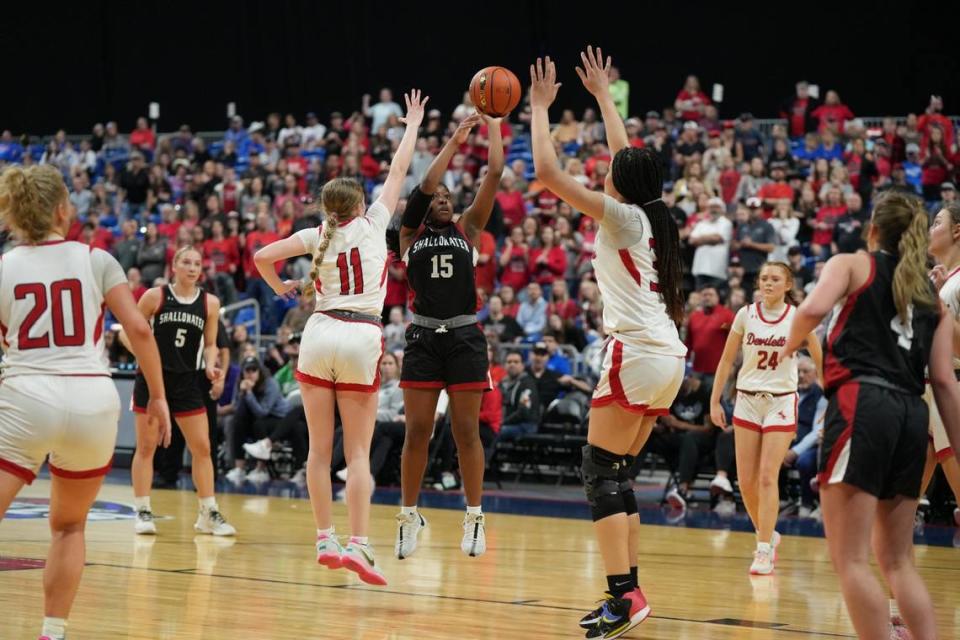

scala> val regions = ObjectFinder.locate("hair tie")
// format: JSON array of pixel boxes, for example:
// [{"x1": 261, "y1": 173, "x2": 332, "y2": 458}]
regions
[{"x1": 643, "y1": 198, "x2": 663, "y2": 206}]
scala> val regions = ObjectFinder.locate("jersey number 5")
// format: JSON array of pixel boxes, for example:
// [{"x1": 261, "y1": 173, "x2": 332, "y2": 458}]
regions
[
  {"x1": 336, "y1": 248, "x2": 364, "y2": 295},
  {"x1": 757, "y1": 349, "x2": 780, "y2": 370},
  {"x1": 14, "y1": 279, "x2": 85, "y2": 349},
  {"x1": 431, "y1": 254, "x2": 453, "y2": 279}
]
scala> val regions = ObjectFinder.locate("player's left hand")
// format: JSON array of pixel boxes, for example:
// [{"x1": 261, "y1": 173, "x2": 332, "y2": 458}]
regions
[
  {"x1": 930, "y1": 264, "x2": 948, "y2": 290},
  {"x1": 529, "y1": 56, "x2": 561, "y2": 109}
]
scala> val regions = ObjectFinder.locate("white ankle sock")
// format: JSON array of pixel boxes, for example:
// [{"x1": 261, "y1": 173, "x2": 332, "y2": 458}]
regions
[
  {"x1": 199, "y1": 497, "x2": 217, "y2": 512},
  {"x1": 400, "y1": 505, "x2": 418, "y2": 516},
  {"x1": 41, "y1": 617, "x2": 66, "y2": 639},
  {"x1": 889, "y1": 598, "x2": 900, "y2": 617},
  {"x1": 133, "y1": 496, "x2": 151, "y2": 512},
  {"x1": 317, "y1": 527, "x2": 334, "y2": 539},
  {"x1": 466, "y1": 505, "x2": 482, "y2": 515}
]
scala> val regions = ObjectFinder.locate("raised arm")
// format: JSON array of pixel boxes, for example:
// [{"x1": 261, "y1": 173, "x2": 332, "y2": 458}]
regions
[
  {"x1": 530, "y1": 56, "x2": 605, "y2": 220},
  {"x1": 461, "y1": 114, "x2": 505, "y2": 244},
  {"x1": 377, "y1": 89, "x2": 428, "y2": 213},
  {"x1": 422, "y1": 114, "x2": 481, "y2": 195},
  {"x1": 575, "y1": 45, "x2": 628, "y2": 155}
]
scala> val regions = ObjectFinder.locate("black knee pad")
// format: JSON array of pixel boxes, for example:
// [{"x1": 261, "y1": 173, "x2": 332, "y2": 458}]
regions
[
  {"x1": 582, "y1": 444, "x2": 628, "y2": 522},
  {"x1": 619, "y1": 454, "x2": 638, "y2": 516}
]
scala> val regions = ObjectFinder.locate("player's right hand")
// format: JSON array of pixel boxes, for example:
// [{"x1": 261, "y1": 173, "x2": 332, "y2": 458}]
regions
[
  {"x1": 147, "y1": 398, "x2": 173, "y2": 448},
  {"x1": 274, "y1": 279, "x2": 300, "y2": 299},
  {"x1": 453, "y1": 114, "x2": 483, "y2": 145},
  {"x1": 575, "y1": 45, "x2": 611, "y2": 97},
  {"x1": 710, "y1": 401, "x2": 726, "y2": 429},
  {"x1": 930, "y1": 264, "x2": 948, "y2": 290}
]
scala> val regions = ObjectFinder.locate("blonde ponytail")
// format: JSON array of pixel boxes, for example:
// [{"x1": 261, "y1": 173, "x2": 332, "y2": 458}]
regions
[
  {"x1": 0, "y1": 165, "x2": 68, "y2": 243},
  {"x1": 872, "y1": 191, "x2": 937, "y2": 323},
  {"x1": 302, "y1": 177, "x2": 365, "y2": 300}
]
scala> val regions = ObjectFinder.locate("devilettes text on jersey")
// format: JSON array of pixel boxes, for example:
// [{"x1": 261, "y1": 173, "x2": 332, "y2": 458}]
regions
[{"x1": 733, "y1": 302, "x2": 798, "y2": 394}]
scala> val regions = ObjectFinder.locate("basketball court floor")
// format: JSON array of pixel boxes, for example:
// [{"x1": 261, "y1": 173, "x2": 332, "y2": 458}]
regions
[{"x1": 2, "y1": 476, "x2": 958, "y2": 639}]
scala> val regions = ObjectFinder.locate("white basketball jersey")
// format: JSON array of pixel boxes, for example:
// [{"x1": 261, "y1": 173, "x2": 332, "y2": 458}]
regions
[
  {"x1": 592, "y1": 195, "x2": 686, "y2": 357},
  {"x1": 0, "y1": 240, "x2": 126, "y2": 377},
  {"x1": 295, "y1": 199, "x2": 391, "y2": 317},
  {"x1": 734, "y1": 302, "x2": 798, "y2": 394},
  {"x1": 939, "y1": 265, "x2": 960, "y2": 369}
]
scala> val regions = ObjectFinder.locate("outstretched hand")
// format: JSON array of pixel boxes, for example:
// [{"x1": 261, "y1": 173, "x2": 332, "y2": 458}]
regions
[
  {"x1": 452, "y1": 113, "x2": 483, "y2": 145},
  {"x1": 400, "y1": 89, "x2": 429, "y2": 128},
  {"x1": 575, "y1": 45, "x2": 611, "y2": 97},
  {"x1": 529, "y1": 56, "x2": 561, "y2": 110}
]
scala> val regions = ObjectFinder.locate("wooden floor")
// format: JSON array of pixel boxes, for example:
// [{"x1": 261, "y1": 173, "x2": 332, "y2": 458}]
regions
[{"x1": 1, "y1": 481, "x2": 959, "y2": 639}]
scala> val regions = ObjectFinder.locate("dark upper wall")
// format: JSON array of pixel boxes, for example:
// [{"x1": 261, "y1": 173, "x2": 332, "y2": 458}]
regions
[{"x1": 3, "y1": 0, "x2": 957, "y2": 135}]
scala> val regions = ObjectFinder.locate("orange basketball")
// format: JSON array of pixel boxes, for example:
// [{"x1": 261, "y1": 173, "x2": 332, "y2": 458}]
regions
[{"x1": 469, "y1": 66, "x2": 522, "y2": 118}]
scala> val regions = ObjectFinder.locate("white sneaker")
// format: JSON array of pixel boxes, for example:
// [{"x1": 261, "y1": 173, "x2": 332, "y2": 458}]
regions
[
  {"x1": 243, "y1": 439, "x2": 272, "y2": 461},
  {"x1": 440, "y1": 472, "x2": 457, "y2": 490},
  {"x1": 798, "y1": 506, "x2": 813, "y2": 518},
  {"x1": 194, "y1": 507, "x2": 237, "y2": 536},
  {"x1": 291, "y1": 468, "x2": 307, "y2": 485},
  {"x1": 341, "y1": 541, "x2": 387, "y2": 585},
  {"x1": 750, "y1": 546, "x2": 774, "y2": 575},
  {"x1": 710, "y1": 474, "x2": 734, "y2": 495},
  {"x1": 134, "y1": 509, "x2": 157, "y2": 535},
  {"x1": 246, "y1": 468, "x2": 270, "y2": 484},
  {"x1": 714, "y1": 499, "x2": 737, "y2": 517},
  {"x1": 665, "y1": 486, "x2": 687, "y2": 510},
  {"x1": 225, "y1": 467, "x2": 246, "y2": 485},
  {"x1": 395, "y1": 510, "x2": 427, "y2": 559},
  {"x1": 336, "y1": 467, "x2": 349, "y2": 482},
  {"x1": 809, "y1": 506, "x2": 822, "y2": 521},
  {"x1": 462, "y1": 512, "x2": 486, "y2": 557}
]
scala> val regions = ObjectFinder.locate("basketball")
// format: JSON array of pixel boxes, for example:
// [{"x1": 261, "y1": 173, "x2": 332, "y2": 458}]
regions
[{"x1": 469, "y1": 66, "x2": 522, "y2": 117}]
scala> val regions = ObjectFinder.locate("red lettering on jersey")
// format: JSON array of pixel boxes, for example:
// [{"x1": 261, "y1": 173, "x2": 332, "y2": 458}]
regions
[{"x1": 746, "y1": 332, "x2": 787, "y2": 347}]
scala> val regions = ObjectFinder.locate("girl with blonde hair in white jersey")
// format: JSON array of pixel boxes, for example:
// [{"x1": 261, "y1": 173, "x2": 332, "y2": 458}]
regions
[
  {"x1": 921, "y1": 201, "x2": 960, "y2": 529},
  {"x1": 710, "y1": 262, "x2": 823, "y2": 575},
  {"x1": 532, "y1": 49, "x2": 687, "y2": 639},
  {"x1": 253, "y1": 89, "x2": 427, "y2": 586},
  {"x1": 0, "y1": 164, "x2": 170, "y2": 640}
]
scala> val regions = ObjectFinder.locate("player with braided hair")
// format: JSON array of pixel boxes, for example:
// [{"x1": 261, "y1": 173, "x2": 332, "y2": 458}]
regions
[
  {"x1": 531, "y1": 47, "x2": 686, "y2": 639},
  {"x1": 253, "y1": 89, "x2": 427, "y2": 586}
]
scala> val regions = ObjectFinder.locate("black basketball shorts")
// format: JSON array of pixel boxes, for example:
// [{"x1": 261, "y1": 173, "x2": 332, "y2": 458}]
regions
[
  {"x1": 819, "y1": 381, "x2": 928, "y2": 500},
  {"x1": 400, "y1": 323, "x2": 490, "y2": 391},
  {"x1": 133, "y1": 370, "x2": 207, "y2": 418}
]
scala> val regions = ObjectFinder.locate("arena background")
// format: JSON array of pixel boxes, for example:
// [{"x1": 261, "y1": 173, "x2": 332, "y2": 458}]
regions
[{"x1": 3, "y1": 0, "x2": 959, "y2": 135}]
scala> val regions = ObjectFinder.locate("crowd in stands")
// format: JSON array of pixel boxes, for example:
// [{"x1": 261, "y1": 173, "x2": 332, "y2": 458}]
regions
[{"x1": 2, "y1": 76, "x2": 958, "y2": 522}]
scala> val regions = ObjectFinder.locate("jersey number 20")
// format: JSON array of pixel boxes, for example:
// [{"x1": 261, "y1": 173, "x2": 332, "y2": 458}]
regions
[{"x1": 14, "y1": 279, "x2": 85, "y2": 349}]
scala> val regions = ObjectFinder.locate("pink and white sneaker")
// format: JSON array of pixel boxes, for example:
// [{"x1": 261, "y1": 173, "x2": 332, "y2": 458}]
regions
[
  {"x1": 624, "y1": 588, "x2": 652, "y2": 629},
  {"x1": 341, "y1": 540, "x2": 387, "y2": 586},
  {"x1": 316, "y1": 534, "x2": 343, "y2": 569},
  {"x1": 890, "y1": 615, "x2": 912, "y2": 639}
]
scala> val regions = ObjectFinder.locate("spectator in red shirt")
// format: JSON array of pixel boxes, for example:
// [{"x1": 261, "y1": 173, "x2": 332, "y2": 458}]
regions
[
  {"x1": 529, "y1": 225, "x2": 566, "y2": 288},
  {"x1": 810, "y1": 90, "x2": 854, "y2": 133},
  {"x1": 811, "y1": 186, "x2": 847, "y2": 257},
  {"x1": 499, "y1": 226, "x2": 531, "y2": 292},
  {"x1": 757, "y1": 162, "x2": 794, "y2": 214},
  {"x1": 384, "y1": 253, "x2": 407, "y2": 316},
  {"x1": 126, "y1": 267, "x2": 148, "y2": 302},
  {"x1": 474, "y1": 229, "x2": 497, "y2": 295},
  {"x1": 495, "y1": 174, "x2": 526, "y2": 229},
  {"x1": 718, "y1": 156, "x2": 741, "y2": 205},
  {"x1": 273, "y1": 174, "x2": 304, "y2": 218},
  {"x1": 685, "y1": 285, "x2": 735, "y2": 382},
  {"x1": 244, "y1": 212, "x2": 282, "y2": 332},
  {"x1": 675, "y1": 75, "x2": 711, "y2": 122},
  {"x1": 547, "y1": 279, "x2": 578, "y2": 322},
  {"x1": 920, "y1": 125, "x2": 954, "y2": 201},
  {"x1": 499, "y1": 285, "x2": 520, "y2": 318},
  {"x1": 779, "y1": 81, "x2": 821, "y2": 138},
  {"x1": 881, "y1": 117, "x2": 906, "y2": 164},
  {"x1": 129, "y1": 117, "x2": 156, "y2": 152},
  {"x1": 203, "y1": 219, "x2": 240, "y2": 277},
  {"x1": 917, "y1": 95, "x2": 955, "y2": 153}
]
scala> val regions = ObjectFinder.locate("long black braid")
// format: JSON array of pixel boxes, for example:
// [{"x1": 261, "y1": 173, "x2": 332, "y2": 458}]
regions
[{"x1": 610, "y1": 147, "x2": 685, "y2": 325}]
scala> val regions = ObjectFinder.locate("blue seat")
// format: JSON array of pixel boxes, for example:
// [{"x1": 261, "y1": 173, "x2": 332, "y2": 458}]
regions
[{"x1": 100, "y1": 214, "x2": 118, "y2": 228}]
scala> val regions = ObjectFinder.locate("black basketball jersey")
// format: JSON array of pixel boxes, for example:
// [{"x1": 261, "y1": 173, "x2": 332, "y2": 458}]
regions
[
  {"x1": 403, "y1": 187, "x2": 477, "y2": 318},
  {"x1": 824, "y1": 251, "x2": 938, "y2": 395},
  {"x1": 153, "y1": 285, "x2": 207, "y2": 373}
]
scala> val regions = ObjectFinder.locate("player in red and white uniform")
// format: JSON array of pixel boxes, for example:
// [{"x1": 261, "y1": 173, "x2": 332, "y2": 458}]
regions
[
  {"x1": 921, "y1": 202, "x2": 960, "y2": 528},
  {"x1": 0, "y1": 165, "x2": 170, "y2": 640},
  {"x1": 253, "y1": 89, "x2": 426, "y2": 587},
  {"x1": 711, "y1": 262, "x2": 822, "y2": 575},
  {"x1": 531, "y1": 49, "x2": 687, "y2": 638}
]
